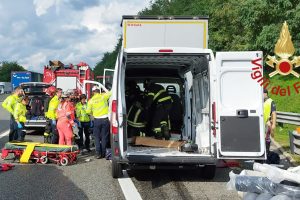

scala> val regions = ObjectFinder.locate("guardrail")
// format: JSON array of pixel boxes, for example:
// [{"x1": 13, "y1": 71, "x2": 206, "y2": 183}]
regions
[
  {"x1": 289, "y1": 131, "x2": 300, "y2": 155},
  {"x1": 277, "y1": 111, "x2": 300, "y2": 126}
]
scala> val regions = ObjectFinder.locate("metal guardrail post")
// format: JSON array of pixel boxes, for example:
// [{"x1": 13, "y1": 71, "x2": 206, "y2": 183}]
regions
[
  {"x1": 289, "y1": 130, "x2": 300, "y2": 155},
  {"x1": 289, "y1": 131, "x2": 295, "y2": 154}
]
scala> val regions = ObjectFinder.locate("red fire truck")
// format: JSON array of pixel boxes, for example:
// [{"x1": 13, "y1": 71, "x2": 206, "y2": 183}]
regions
[{"x1": 43, "y1": 60, "x2": 94, "y2": 98}]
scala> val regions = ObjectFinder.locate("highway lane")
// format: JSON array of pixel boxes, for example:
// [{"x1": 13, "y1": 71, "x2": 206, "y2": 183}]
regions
[
  {"x1": 0, "y1": 99, "x2": 10, "y2": 134},
  {"x1": 0, "y1": 101, "x2": 247, "y2": 200}
]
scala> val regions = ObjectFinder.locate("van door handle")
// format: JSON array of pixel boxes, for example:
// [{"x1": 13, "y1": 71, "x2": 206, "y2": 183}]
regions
[{"x1": 236, "y1": 109, "x2": 248, "y2": 118}]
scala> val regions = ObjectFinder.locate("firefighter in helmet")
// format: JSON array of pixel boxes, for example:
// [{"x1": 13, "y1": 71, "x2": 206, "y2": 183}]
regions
[
  {"x1": 144, "y1": 79, "x2": 172, "y2": 140},
  {"x1": 126, "y1": 80, "x2": 146, "y2": 139}
]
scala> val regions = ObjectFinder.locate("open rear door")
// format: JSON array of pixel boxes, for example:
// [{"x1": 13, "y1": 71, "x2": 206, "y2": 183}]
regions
[{"x1": 216, "y1": 52, "x2": 265, "y2": 159}]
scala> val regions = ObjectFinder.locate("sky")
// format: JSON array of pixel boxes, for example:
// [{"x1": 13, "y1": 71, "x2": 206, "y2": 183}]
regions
[{"x1": 0, "y1": 0, "x2": 152, "y2": 73}]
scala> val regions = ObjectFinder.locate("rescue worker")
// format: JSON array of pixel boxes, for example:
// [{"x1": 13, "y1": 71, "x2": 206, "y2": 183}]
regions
[
  {"x1": 43, "y1": 86, "x2": 56, "y2": 143},
  {"x1": 144, "y1": 80, "x2": 172, "y2": 140},
  {"x1": 127, "y1": 101, "x2": 147, "y2": 139},
  {"x1": 264, "y1": 88, "x2": 277, "y2": 154},
  {"x1": 2, "y1": 87, "x2": 24, "y2": 141},
  {"x1": 56, "y1": 92, "x2": 76, "y2": 145},
  {"x1": 76, "y1": 94, "x2": 91, "y2": 152},
  {"x1": 125, "y1": 80, "x2": 143, "y2": 110},
  {"x1": 14, "y1": 96, "x2": 30, "y2": 141},
  {"x1": 125, "y1": 80, "x2": 146, "y2": 139},
  {"x1": 86, "y1": 86, "x2": 111, "y2": 159},
  {"x1": 46, "y1": 88, "x2": 62, "y2": 144}
]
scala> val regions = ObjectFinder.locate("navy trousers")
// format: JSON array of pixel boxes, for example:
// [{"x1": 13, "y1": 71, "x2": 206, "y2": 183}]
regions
[
  {"x1": 50, "y1": 119, "x2": 59, "y2": 144},
  {"x1": 78, "y1": 122, "x2": 91, "y2": 150},
  {"x1": 16, "y1": 122, "x2": 25, "y2": 141},
  {"x1": 93, "y1": 118, "x2": 109, "y2": 157},
  {"x1": 9, "y1": 115, "x2": 17, "y2": 141}
]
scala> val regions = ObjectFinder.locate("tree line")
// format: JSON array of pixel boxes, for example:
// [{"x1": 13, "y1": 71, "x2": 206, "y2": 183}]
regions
[{"x1": 93, "y1": 0, "x2": 300, "y2": 76}]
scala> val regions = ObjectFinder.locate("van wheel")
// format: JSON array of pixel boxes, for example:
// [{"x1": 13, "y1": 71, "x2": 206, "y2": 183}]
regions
[
  {"x1": 112, "y1": 158, "x2": 123, "y2": 178},
  {"x1": 201, "y1": 165, "x2": 216, "y2": 179}
]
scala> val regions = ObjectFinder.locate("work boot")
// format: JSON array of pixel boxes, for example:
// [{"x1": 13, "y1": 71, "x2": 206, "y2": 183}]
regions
[
  {"x1": 154, "y1": 131, "x2": 163, "y2": 139},
  {"x1": 162, "y1": 125, "x2": 170, "y2": 140}
]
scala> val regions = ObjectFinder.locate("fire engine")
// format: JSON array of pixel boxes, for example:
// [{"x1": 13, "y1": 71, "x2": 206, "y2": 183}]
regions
[{"x1": 43, "y1": 60, "x2": 94, "y2": 98}]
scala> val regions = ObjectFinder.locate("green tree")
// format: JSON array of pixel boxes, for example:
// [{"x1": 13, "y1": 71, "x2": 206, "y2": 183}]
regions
[
  {"x1": 95, "y1": 0, "x2": 300, "y2": 75},
  {"x1": 0, "y1": 61, "x2": 26, "y2": 82},
  {"x1": 93, "y1": 38, "x2": 122, "y2": 77}
]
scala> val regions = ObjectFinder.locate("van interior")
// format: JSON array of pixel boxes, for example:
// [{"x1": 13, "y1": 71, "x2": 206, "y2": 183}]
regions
[
  {"x1": 21, "y1": 83, "x2": 50, "y2": 120},
  {"x1": 123, "y1": 53, "x2": 212, "y2": 156}
]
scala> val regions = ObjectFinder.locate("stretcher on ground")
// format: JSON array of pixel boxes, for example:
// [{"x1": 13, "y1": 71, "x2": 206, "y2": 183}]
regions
[{"x1": 1, "y1": 142, "x2": 79, "y2": 166}]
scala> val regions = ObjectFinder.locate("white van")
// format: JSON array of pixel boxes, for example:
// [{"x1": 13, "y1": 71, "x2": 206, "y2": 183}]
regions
[{"x1": 109, "y1": 16, "x2": 265, "y2": 179}]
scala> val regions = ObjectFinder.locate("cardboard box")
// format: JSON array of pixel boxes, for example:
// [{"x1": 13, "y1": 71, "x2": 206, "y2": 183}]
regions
[{"x1": 134, "y1": 136, "x2": 185, "y2": 149}]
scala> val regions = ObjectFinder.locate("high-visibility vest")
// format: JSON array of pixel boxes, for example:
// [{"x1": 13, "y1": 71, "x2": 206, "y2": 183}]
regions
[
  {"x1": 46, "y1": 95, "x2": 59, "y2": 120},
  {"x1": 264, "y1": 98, "x2": 273, "y2": 124},
  {"x1": 76, "y1": 102, "x2": 90, "y2": 122},
  {"x1": 14, "y1": 102, "x2": 27, "y2": 123},
  {"x1": 2, "y1": 94, "x2": 19, "y2": 115},
  {"x1": 127, "y1": 103, "x2": 146, "y2": 128},
  {"x1": 86, "y1": 92, "x2": 111, "y2": 118}
]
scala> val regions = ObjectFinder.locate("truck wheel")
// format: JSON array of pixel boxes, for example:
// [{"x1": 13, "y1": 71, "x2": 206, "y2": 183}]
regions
[
  {"x1": 201, "y1": 165, "x2": 216, "y2": 179},
  {"x1": 112, "y1": 158, "x2": 123, "y2": 178}
]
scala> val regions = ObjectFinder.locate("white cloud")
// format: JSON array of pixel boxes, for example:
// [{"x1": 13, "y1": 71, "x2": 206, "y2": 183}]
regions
[
  {"x1": 33, "y1": 0, "x2": 61, "y2": 16},
  {"x1": 20, "y1": 52, "x2": 47, "y2": 71},
  {"x1": 0, "y1": 0, "x2": 152, "y2": 72}
]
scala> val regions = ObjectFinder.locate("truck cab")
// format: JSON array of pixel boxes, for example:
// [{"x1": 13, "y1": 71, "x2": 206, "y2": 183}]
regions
[{"x1": 109, "y1": 16, "x2": 265, "y2": 179}]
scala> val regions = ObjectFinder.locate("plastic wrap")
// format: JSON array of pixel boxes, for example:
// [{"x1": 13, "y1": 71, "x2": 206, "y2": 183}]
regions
[
  {"x1": 227, "y1": 171, "x2": 300, "y2": 198},
  {"x1": 254, "y1": 163, "x2": 300, "y2": 184}
]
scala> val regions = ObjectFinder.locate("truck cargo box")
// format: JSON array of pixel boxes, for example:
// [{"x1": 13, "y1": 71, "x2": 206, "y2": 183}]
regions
[
  {"x1": 11, "y1": 71, "x2": 43, "y2": 89},
  {"x1": 122, "y1": 16, "x2": 208, "y2": 49}
]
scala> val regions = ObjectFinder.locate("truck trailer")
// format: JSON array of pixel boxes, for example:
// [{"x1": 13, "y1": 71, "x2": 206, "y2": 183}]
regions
[
  {"x1": 11, "y1": 71, "x2": 43, "y2": 90},
  {"x1": 109, "y1": 16, "x2": 265, "y2": 179},
  {"x1": 0, "y1": 82, "x2": 12, "y2": 94}
]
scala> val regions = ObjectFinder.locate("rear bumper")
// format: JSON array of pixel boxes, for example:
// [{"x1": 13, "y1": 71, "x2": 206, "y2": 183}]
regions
[
  {"x1": 24, "y1": 120, "x2": 47, "y2": 128},
  {"x1": 121, "y1": 155, "x2": 217, "y2": 170}
]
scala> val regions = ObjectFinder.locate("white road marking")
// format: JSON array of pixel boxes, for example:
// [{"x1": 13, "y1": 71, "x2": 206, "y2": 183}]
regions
[
  {"x1": 0, "y1": 129, "x2": 9, "y2": 139},
  {"x1": 118, "y1": 170, "x2": 142, "y2": 200}
]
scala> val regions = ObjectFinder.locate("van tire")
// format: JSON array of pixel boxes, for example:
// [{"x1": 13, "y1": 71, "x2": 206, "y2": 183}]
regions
[
  {"x1": 112, "y1": 158, "x2": 123, "y2": 178},
  {"x1": 202, "y1": 165, "x2": 216, "y2": 179}
]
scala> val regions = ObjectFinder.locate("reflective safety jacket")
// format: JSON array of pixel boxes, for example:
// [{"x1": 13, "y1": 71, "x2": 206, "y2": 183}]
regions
[
  {"x1": 2, "y1": 94, "x2": 19, "y2": 115},
  {"x1": 56, "y1": 101, "x2": 75, "y2": 125},
  {"x1": 264, "y1": 98, "x2": 273, "y2": 124},
  {"x1": 14, "y1": 102, "x2": 27, "y2": 123},
  {"x1": 46, "y1": 95, "x2": 59, "y2": 120},
  {"x1": 127, "y1": 102, "x2": 146, "y2": 128},
  {"x1": 86, "y1": 92, "x2": 111, "y2": 118},
  {"x1": 145, "y1": 83, "x2": 172, "y2": 108},
  {"x1": 76, "y1": 102, "x2": 90, "y2": 122}
]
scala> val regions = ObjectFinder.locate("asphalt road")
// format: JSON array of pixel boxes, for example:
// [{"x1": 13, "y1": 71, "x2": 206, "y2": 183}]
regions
[
  {"x1": 0, "y1": 100, "x2": 249, "y2": 200},
  {"x1": 0, "y1": 96, "x2": 10, "y2": 133}
]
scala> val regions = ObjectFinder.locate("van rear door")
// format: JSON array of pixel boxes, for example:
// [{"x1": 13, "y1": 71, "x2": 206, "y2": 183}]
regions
[{"x1": 215, "y1": 51, "x2": 265, "y2": 159}]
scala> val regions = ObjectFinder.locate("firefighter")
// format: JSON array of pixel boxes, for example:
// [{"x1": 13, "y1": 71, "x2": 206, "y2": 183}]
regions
[
  {"x1": 76, "y1": 94, "x2": 91, "y2": 152},
  {"x1": 125, "y1": 80, "x2": 143, "y2": 110},
  {"x1": 43, "y1": 86, "x2": 56, "y2": 143},
  {"x1": 86, "y1": 86, "x2": 111, "y2": 159},
  {"x1": 125, "y1": 80, "x2": 146, "y2": 139},
  {"x1": 56, "y1": 92, "x2": 76, "y2": 145},
  {"x1": 144, "y1": 80, "x2": 172, "y2": 140},
  {"x1": 14, "y1": 96, "x2": 29, "y2": 141},
  {"x1": 46, "y1": 88, "x2": 62, "y2": 144},
  {"x1": 127, "y1": 101, "x2": 147, "y2": 139},
  {"x1": 2, "y1": 87, "x2": 24, "y2": 141}
]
